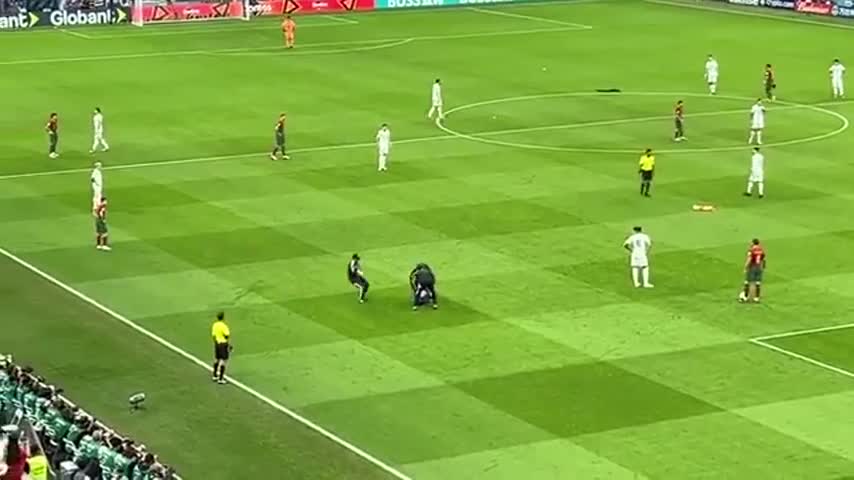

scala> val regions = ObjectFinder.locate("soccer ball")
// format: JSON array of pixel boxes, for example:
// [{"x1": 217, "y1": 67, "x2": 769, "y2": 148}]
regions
[{"x1": 738, "y1": 291, "x2": 748, "y2": 303}]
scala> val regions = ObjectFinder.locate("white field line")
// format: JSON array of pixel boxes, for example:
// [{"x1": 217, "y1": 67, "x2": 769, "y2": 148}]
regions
[
  {"x1": 58, "y1": 28, "x2": 95, "y2": 39},
  {"x1": 87, "y1": 21, "x2": 351, "y2": 39},
  {"x1": 1, "y1": 99, "x2": 850, "y2": 182},
  {"x1": 750, "y1": 338, "x2": 854, "y2": 380},
  {"x1": 467, "y1": 6, "x2": 593, "y2": 28},
  {"x1": 322, "y1": 14, "x2": 360, "y2": 25},
  {"x1": 751, "y1": 322, "x2": 854, "y2": 342},
  {"x1": 645, "y1": 0, "x2": 854, "y2": 31},
  {"x1": 0, "y1": 26, "x2": 584, "y2": 65},
  {"x1": 0, "y1": 246, "x2": 414, "y2": 480},
  {"x1": 210, "y1": 37, "x2": 414, "y2": 57}
]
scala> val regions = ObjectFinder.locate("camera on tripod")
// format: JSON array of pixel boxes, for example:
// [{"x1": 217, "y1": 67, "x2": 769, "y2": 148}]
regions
[{"x1": 129, "y1": 393, "x2": 146, "y2": 412}]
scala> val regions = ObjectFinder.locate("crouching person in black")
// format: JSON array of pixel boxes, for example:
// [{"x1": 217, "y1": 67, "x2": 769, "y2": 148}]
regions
[
  {"x1": 410, "y1": 263, "x2": 438, "y2": 310},
  {"x1": 348, "y1": 254, "x2": 369, "y2": 303}
]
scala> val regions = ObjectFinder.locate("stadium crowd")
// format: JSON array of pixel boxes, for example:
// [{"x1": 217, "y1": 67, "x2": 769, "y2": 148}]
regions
[{"x1": 0, "y1": 355, "x2": 176, "y2": 480}]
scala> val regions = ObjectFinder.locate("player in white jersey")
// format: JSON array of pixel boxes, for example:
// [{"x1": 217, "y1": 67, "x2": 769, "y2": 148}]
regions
[
  {"x1": 427, "y1": 79, "x2": 444, "y2": 122},
  {"x1": 744, "y1": 147, "x2": 765, "y2": 199},
  {"x1": 704, "y1": 54, "x2": 719, "y2": 95},
  {"x1": 747, "y1": 99, "x2": 765, "y2": 145},
  {"x1": 830, "y1": 59, "x2": 846, "y2": 99},
  {"x1": 90, "y1": 107, "x2": 109, "y2": 153},
  {"x1": 623, "y1": 226, "x2": 653, "y2": 288},
  {"x1": 91, "y1": 161, "x2": 103, "y2": 206},
  {"x1": 376, "y1": 124, "x2": 391, "y2": 172}
]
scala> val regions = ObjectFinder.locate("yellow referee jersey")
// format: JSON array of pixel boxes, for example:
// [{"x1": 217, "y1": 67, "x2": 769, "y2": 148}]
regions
[
  {"x1": 212, "y1": 320, "x2": 230, "y2": 344},
  {"x1": 639, "y1": 154, "x2": 655, "y2": 172}
]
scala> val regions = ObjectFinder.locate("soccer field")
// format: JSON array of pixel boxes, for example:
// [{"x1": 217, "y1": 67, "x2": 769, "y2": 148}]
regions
[{"x1": 3, "y1": 0, "x2": 854, "y2": 478}]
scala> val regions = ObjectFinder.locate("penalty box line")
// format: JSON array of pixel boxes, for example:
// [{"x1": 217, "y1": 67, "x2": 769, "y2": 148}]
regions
[
  {"x1": 0, "y1": 26, "x2": 587, "y2": 66},
  {"x1": 750, "y1": 322, "x2": 854, "y2": 381},
  {"x1": 466, "y1": 6, "x2": 593, "y2": 29},
  {"x1": 0, "y1": 246, "x2": 414, "y2": 480},
  {"x1": 749, "y1": 338, "x2": 854, "y2": 380}
]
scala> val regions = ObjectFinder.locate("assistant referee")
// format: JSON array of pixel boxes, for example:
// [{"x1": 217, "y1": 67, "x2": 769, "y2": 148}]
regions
[
  {"x1": 638, "y1": 148, "x2": 655, "y2": 198},
  {"x1": 211, "y1": 311, "x2": 231, "y2": 385}
]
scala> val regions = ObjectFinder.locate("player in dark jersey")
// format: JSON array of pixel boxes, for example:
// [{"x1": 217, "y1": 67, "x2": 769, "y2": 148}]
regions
[
  {"x1": 270, "y1": 113, "x2": 290, "y2": 161},
  {"x1": 94, "y1": 196, "x2": 111, "y2": 251},
  {"x1": 348, "y1": 254, "x2": 369, "y2": 303},
  {"x1": 673, "y1": 100, "x2": 685, "y2": 142},
  {"x1": 739, "y1": 238, "x2": 765, "y2": 303},
  {"x1": 764, "y1": 64, "x2": 776, "y2": 101},
  {"x1": 46, "y1": 113, "x2": 59, "y2": 158},
  {"x1": 410, "y1": 263, "x2": 437, "y2": 310}
]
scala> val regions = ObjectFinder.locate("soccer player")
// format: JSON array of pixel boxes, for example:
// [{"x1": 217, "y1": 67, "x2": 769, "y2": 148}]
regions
[
  {"x1": 376, "y1": 123, "x2": 391, "y2": 172},
  {"x1": 282, "y1": 15, "x2": 295, "y2": 49},
  {"x1": 410, "y1": 263, "x2": 438, "y2": 310},
  {"x1": 704, "y1": 54, "x2": 719, "y2": 95},
  {"x1": 211, "y1": 311, "x2": 231, "y2": 384},
  {"x1": 427, "y1": 79, "x2": 444, "y2": 121},
  {"x1": 739, "y1": 238, "x2": 766, "y2": 303},
  {"x1": 45, "y1": 112, "x2": 59, "y2": 159},
  {"x1": 830, "y1": 58, "x2": 846, "y2": 99},
  {"x1": 673, "y1": 100, "x2": 685, "y2": 142},
  {"x1": 744, "y1": 147, "x2": 765, "y2": 198},
  {"x1": 748, "y1": 99, "x2": 765, "y2": 145},
  {"x1": 91, "y1": 162, "x2": 103, "y2": 207},
  {"x1": 348, "y1": 254, "x2": 369, "y2": 303},
  {"x1": 638, "y1": 148, "x2": 655, "y2": 197},
  {"x1": 90, "y1": 107, "x2": 109, "y2": 153},
  {"x1": 93, "y1": 196, "x2": 111, "y2": 251},
  {"x1": 623, "y1": 226, "x2": 653, "y2": 289},
  {"x1": 764, "y1": 64, "x2": 776, "y2": 101},
  {"x1": 270, "y1": 113, "x2": 289, "y2": 160}
]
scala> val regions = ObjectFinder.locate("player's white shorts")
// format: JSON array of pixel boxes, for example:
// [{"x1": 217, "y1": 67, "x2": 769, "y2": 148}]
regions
[
  {"x1": 92, "y1": 186, "x2": 102, "y2": 201},
  {"x1": 751, "y1": 120, "x2": 765, "y2": 130},
  {"x1": 749, "y1": 169, "x2": 764, "y2": 183},
  {"x1": 630, "y1": 255, "x2": 649, "y2": 268},
  {"x1": 432, "y1": 100, "x2": 442, "y2": 108},
  {"x1": 378, "y1": 145, "x2": 389, "y2": 156},
  {"x1": 707, "y1": 74, "x2": 718, "y2": 84},
  {"x1": 832, "y1": 77, "x2": 844, "y2": 89}
]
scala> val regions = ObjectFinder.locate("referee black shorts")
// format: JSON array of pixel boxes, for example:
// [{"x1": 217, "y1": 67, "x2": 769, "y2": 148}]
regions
[
  {"x1": 214, "y1": 342, "x2": 230, "y2": 361},
  {"x1": 641, "y1": 170, "x2": 653, "y2": 181}
]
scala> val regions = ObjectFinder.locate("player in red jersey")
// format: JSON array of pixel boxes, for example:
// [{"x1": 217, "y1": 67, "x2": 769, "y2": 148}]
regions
[
  {"x1": 764, "y1": 64, "x2": 776, "y2": 101},
  {"x1": 270, "y1": 113, "x2": 289, "y2": 160},
  {"x1": 739, "y1": 238, "x2": 765, "y2": 303},
  {"x1": 45, "y1": 113, "x2": 59, "y2": 158},
  {"x1": 673, "y1": 100, "x2": 685, "y2": 142},
  {"x1": 94, "y1": 196, "x2": 111, "y2": 251},
  {"x1": 282, "y1": 15, "x2": 295, "y2": 49}
]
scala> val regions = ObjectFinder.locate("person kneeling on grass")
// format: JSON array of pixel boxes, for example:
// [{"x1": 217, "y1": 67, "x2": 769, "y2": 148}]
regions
[{"x1": 410, "y1": 263, "x2": 438, "y2": 310}]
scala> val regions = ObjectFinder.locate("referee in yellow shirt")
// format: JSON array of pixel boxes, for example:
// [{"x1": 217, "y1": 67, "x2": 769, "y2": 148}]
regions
[
  {"x1": 211, "y1": 311, "x2": 231, "y2": 385},
  {"x1": 639, "y1": 148, "x2": 655, "y2": 197}
]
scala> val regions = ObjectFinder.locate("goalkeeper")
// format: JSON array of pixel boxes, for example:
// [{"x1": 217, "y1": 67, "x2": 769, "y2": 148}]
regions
[{"x1": 409, "y1": 263, "x2": 438, "y2": 310}]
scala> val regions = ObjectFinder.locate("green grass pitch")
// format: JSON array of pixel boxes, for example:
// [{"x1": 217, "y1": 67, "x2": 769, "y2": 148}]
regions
[{"x1": 2, "y1": 0, "x2": 854, "y2": 478}]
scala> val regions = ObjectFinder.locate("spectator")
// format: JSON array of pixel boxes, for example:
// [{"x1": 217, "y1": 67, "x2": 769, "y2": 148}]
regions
[
  {"x1": 131, "y1": 452, "x2": 155, "y2": 480},
  {"x1": 24, "y1": 444, "x2": 47, "y2": 480},
  {"x1": 74, "y1": 429, "x2": 102, "y2": 472},
  {"x1": 113, "y1": 443, "x2": 134, "y2": 478},
  {"x1": 0, "y1": 426, "x2": 29, "y2": 480}
]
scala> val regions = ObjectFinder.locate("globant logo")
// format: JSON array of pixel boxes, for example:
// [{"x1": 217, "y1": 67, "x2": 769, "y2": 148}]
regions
[
  {"x1": 728, "y1": 0, "x2": 760, "y2": 5},
  {"x1": 0, "y1": 12, "x2": 32, "y2": 29},
  {"x1": 49, "y1": 9, "x2": 112, "y2": 26}
]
